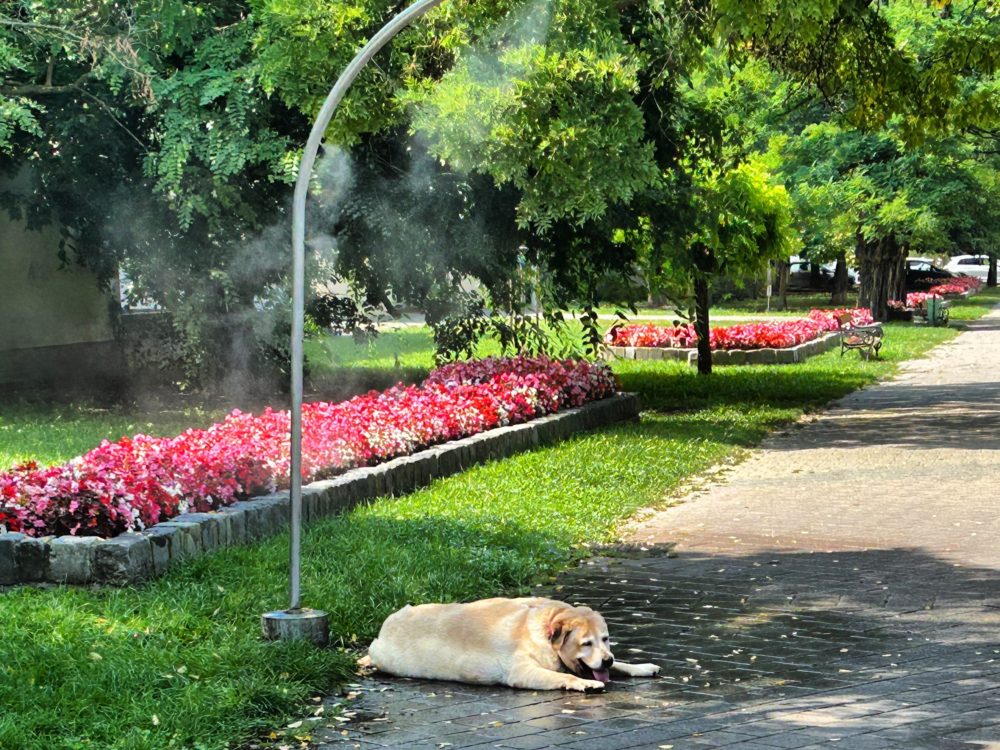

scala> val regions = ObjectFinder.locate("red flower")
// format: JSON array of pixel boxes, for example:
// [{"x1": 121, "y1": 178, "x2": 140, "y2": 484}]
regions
[
  {"x1": 927, "y1": 276, "x2": 980, "y2": 296},
  {"x1": 607, "y1": 309, "x2": 873, "y2": 351},
  {"x1": 0, "y1": 357, "x2": 617, "y2": 538}
]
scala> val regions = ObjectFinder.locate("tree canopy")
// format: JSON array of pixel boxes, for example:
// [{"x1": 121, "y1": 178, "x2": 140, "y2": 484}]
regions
[{"x1": 2, "y1": 0, "x2": 999, "y2": 383}]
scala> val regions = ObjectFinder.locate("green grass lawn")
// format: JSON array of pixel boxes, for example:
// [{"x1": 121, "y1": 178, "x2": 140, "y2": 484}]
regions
[
  {"x1": 712, "y1": 291, "x2": 836, "y2": 315},
  {"x1": 944, "y1": 290, "x2": 999, "y2": 321},
  {"x1": 0, "y1": 402, "x2": 222, "y2": 470},
  {"x1": 0, "y1": 408, "x2": 765, "y2": 750},
  {"x1": 596, "y1": 291, "x2": 845, "y2": 318},
  {"x1": 304, "y1": 311, "x2": 815, "y2": 399},
  {"x1": 0, "y1": 286, "x2": 996, "y2": 750}
]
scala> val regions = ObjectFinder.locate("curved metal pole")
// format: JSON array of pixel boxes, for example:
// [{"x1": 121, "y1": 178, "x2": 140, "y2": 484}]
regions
[{"x1": 288, "y1": 0, "x2": 447, "y2": 611}]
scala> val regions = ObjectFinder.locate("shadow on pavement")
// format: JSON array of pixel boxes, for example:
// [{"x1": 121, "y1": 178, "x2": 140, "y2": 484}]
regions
[
  {"x1": 318, "y1": 545, "x2": 1000, "y2": 749},
  {"x1": 762, "y1": 380, "x2": 1000, "y2": 452}
]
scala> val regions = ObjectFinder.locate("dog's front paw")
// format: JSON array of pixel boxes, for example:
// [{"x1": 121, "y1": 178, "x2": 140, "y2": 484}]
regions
[
  {"x1": 634, "y1": 663, "x2": 660, "y2": 677},
  {"x1": 567, "y1": 678, "x2": 606, "y2": 693}
]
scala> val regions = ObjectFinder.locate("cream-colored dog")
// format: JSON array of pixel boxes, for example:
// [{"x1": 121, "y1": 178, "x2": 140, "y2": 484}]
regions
[{"x1": 359, "y1": 596, "x2": 660, "y2": 692}]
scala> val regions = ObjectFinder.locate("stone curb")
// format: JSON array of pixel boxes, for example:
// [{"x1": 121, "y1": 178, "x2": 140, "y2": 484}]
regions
[
  {"x1": 0, "y1": 393, "x2": 640, "y2": 587},
  {"x1": 606, "y1": 332, "x2": 840, "y2": 366}
]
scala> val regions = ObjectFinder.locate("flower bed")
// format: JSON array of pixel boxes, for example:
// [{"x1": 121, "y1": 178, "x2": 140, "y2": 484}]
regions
[
  {"x1": 0, "y1": 357, "x2": 616, "y2": 539},
  {"x1": 605, "y1": 308, "x2": 873, "y2": 351},
  {"x1": 929, "y1": 275, "x2": 981, "y2": 296},
  {"x1": 891, "y1": 276, "x2": 981, "y2": 312},
  {"x1": 895, "y1": 291, "x2": 938, "y2": 309}
]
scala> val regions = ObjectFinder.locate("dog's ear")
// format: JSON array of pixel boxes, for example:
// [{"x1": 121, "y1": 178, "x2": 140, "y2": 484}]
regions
[
  {"x1": 545, "y1": 610, "x2": 577, "y2": 646},
  {"x1": 547, "y1": 620, "x2": 564, "y2": 645}
]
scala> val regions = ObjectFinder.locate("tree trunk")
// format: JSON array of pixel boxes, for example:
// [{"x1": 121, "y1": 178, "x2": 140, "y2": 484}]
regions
[
  {"x1": 694, "y1": 274, "x2": 712, "y2": 375},
  {"x1": 889, "y1": 244, "x2": 908, "y2": 302},
  {"x1": 831, "y1": 251, "x2": 849, "y2": 305},
  {"x1": 809, "y1": 261, "x2": 822, "y2": 290},
  {"x1": 776, "y1": 259, "x2": 790, "y2": 310},
  {"x1": 989, "y1": 254, "x2": 997, "y2": 288},
  {"x1": 646, "y1": 277, "x2": 668, "y2": 306},
  {"x1": 857, "y1": 233, "x2": 905, "y2": 321}
]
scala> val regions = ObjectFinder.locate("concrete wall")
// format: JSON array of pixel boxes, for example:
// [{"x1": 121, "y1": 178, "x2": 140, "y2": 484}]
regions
[
  {"x1": 0, "y1": 211, "x2": 121, "y2": 390},
  {"x1": 0, "y1": 213, "x2": 115, "y2": 350}
]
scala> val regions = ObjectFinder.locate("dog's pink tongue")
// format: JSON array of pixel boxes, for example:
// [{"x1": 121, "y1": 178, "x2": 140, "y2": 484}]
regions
[{"x1": 592, "y1": 669, "x2": 611, "y2": 684}]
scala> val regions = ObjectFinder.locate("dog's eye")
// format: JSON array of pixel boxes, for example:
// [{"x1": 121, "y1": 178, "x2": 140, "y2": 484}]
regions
[
  {"x1": 602, "y1": 636, "x2": 610, "y2": 642},
  {"x1": 580, "y1": 640, "x2": 592, "y2": 647}
]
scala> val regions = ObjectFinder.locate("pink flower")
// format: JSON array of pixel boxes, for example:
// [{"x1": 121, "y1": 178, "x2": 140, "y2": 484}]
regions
[
  {"x1": 607, "y1": 309, "x2": 873, "y2": 351},
  {"x1": 928, "y1": 276, "x2": 980, "y2": 296},
  {"x1": 0, "y1": 357, "x2": 617, "y2": 538}
]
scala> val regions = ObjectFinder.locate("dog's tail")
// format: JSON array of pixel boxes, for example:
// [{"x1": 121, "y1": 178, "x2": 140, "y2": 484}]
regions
[
  {"x1": 359, "y1": 607, "x2": 409, "y2": 670},
  {"x1": 358, "y1": 638, "x2": 380, "y2": 669}
]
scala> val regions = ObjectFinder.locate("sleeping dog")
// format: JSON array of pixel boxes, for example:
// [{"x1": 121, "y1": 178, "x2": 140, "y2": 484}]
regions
[{"x1": 359, "y1": 596, "x2": 660, "y2": 692}]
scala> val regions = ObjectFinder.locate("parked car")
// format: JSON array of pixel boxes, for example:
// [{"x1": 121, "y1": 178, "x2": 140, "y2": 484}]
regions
[
  {"x1": 944, "y1": 254, "x2": 991, "y2": 281},
  {"x1": 786, "y1": 259, "x2": 858, "y2": 291},
  {"x1": 787, "y1": 260, "x2": 834, "y2": 291},
  {"x1": 906, "y1": 258, "x2": 955, "y2": 291},
  {"x1": 821, "y1": 261, "x2": 859, "y2": 287}
]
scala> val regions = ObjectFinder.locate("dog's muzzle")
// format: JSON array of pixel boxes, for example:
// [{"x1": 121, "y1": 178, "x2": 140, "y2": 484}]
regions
[{"x1": 579, "y1": 658, "x2": 613, "y2": 684}]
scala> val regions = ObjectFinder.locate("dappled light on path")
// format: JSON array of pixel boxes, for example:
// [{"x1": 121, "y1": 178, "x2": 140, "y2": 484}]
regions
[{"x1": 316, "y1": 307, "x2": 1000, "y2": 748}]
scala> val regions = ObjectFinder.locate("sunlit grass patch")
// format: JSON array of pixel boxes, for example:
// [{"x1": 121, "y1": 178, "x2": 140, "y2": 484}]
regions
[
  {"x1": 0, "y1": 402, "x2": 221, "y2": 471},
  {"x1": 946, "y1": 285, "x2": 1000, "y2": 320}
]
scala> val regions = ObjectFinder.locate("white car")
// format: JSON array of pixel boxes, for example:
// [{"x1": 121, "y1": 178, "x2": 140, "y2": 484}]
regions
[
  {"x1": 821, "y1": 261, "x2": 859, "y2": 287},
  {"x1": 944, "y1": 254, "x2": 991, "y2": 281}
]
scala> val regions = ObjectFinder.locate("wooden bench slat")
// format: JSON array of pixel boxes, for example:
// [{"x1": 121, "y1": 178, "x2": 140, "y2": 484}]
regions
[{"x1": 836, "y1": 313, "x2": 883, "y2": 359}]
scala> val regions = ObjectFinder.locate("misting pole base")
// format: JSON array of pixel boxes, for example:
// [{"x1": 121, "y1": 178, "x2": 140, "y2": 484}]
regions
[{"x1": 262, "y1": 608, "x2": 330, "y2": 647}]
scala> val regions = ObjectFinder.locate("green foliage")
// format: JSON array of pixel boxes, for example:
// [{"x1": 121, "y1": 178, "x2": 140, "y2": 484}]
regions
[
  {"x1": 142, "y1": 19, "x2": 293, "y2": 230},
  {"x1": 410, "y1": 1, "x2": 660, "y2": 231},
  {"x1": 781, "y1": 121, "x2": 1000, "y2": 265},
  {"x1": 253, "y1": 0, "x2": 540, "y2": 144},
  {"x1": 686, "y1": 156, "x2": 799, "y2": 275},
  {"x1": 715, "y1": 0, "x2": 915, "y2": 132},
  {"x1": 628, "y1": 47, "x2": 801, "y2": 334},
  {"x1": 713, "y1": 0, "x2": 1000, "y2": 145},
  {"x1": 317, "y1": 139, "x2": 527, "y2": 323},
  {"x1": 0, "y1": 1, "x2": 303, "y2": 391},
  {"x1": 255, "y1": 0, "x2": 425, "y2": 143},
  {"x1": 438, "y1": 305, "x2": 612, "y2": 363},
  {"x1": 3, "y1": 0, "x2": 999, "y2": 390},
  {"x1": 0, "y1": 93, "x2": 42, "y2": 151},
  {"x1": 430, "y1": 307, "x2": 574, "y2": 364},
  {"x1": 882, "y1": 1, "x2": 1000, "y2": 144}
]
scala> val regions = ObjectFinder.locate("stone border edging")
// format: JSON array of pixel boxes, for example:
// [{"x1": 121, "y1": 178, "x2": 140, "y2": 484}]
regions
[
  {"x1": 606, "y1": 332, "x2": 840, "y2": 366},
  {"x1": 944, "y1": 289, "x2": 975, "y2": 299},
  {"x1": 0, "y1": 393, "x2": 640, "y2": 587}
]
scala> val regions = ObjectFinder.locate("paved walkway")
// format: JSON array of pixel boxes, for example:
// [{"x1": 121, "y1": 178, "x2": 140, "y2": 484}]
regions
[{"x1": 319, "y1": 311, "x2": 1000, "y2": 750}]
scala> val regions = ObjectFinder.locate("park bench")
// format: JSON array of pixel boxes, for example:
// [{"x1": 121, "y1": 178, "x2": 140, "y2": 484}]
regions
[{"x1": 836, "y1": 312, "x2": 884, "y2": 359}]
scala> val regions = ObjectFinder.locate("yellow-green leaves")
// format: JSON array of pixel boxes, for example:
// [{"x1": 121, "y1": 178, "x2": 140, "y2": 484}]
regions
[
  {"x1": 409, "y1": 0, "x2": 659, "y2": 231},
  {"x1": 690, "y1": 156, "x2": 799, "y2": 274}
]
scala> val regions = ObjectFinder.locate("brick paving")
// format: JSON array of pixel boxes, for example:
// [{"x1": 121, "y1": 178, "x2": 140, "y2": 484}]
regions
[{"x1": 317, "y1": 311, "x2": 1000, "y2": 750}]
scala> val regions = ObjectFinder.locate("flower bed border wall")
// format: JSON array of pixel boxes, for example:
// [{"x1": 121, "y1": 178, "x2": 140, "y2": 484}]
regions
[
  {"x1": 0, "y1": 392, "x2": 640, "y2": 587},
  {"x1": 942, "y1": 290, "x2": 975, "y2": 302},
  {"x1": 606, "y1": 332, "x2": 840, "y2": 366}
]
